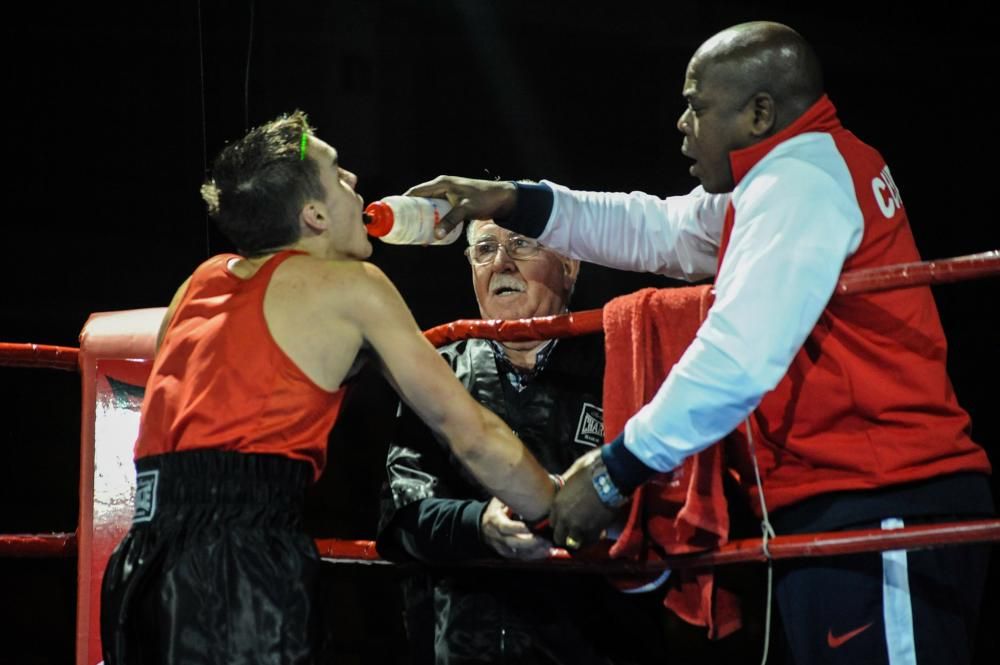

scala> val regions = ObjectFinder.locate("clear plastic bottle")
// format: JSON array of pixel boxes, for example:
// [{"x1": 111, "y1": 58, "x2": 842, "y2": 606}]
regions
[{"x1": 364, "y1": 196, "x2": 463, "y2": 245}]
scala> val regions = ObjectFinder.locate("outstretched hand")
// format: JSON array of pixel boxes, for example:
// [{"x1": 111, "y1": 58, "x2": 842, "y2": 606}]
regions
[
  {"x1": 405, "y1": 176, "x2": 517, "y2": 239},
  {"x1": 480, "y1": 497, "x2": 554, "y2": 560},
  {"x1": 549, "y1": 448, "x2": 621, "y2": 550}
]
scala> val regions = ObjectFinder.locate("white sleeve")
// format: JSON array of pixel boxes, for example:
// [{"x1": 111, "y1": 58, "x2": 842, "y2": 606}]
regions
[
  {"x1": 536, "y1": 180, "x2": 730, "y2": 281},
  {"x1": 622, "y1": 156, "x2": 864, "y2": 471}
]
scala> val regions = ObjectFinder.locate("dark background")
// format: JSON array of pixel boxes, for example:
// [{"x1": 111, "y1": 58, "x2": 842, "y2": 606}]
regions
[{"x1": 1, "y1": 1, "x2": 996, "y2": 663}]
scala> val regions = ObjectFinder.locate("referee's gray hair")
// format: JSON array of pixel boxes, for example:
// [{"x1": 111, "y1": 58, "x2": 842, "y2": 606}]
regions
[{"x1": 466, "y1": 218, "x2": 489, "y2": 245}]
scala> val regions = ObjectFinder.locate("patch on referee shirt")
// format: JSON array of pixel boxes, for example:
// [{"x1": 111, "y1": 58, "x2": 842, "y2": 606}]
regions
[
  {"x1": 574, "y1": 402, "x2": 604, "y2": 447},
  {"x1": 133, "y1": 470, "x2": 159, "y2": 523}
]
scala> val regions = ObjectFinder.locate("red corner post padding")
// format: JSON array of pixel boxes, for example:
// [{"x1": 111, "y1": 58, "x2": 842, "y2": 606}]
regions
[{"x1": 76, "y1": 308, "x2": 165, "y2": 665}]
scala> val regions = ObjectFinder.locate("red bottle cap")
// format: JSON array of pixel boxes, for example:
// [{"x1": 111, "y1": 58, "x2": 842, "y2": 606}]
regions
[{"x1": 364, "y1": 201, "x2": 395, "y2": 237}]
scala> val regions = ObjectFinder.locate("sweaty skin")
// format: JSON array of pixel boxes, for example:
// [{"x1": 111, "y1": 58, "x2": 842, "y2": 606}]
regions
[{"x1": 159, "y1": 136, "x2": 556, "y2": 521}]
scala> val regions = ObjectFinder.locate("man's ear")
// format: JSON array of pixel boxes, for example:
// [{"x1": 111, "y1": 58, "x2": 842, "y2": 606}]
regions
[
  {"x1": 748, "y1": 92, "x2": 776, "y2": 137},
  {"x1": 563, "y1": 258, "x2": 581, "y2": 289},
  {"x1": 300, "y1": 201, "x2": 328, "y2": 233}
]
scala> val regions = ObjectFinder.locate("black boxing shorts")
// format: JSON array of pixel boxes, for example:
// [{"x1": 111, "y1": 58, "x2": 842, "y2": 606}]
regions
[{"x1": 100, "y1": 449, "x2": 319, "y2": 665}]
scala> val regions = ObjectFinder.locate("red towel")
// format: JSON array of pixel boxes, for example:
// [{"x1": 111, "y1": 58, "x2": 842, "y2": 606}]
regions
[{"x1": 602, "y1": 286, "x2": 741, "y2": 639}]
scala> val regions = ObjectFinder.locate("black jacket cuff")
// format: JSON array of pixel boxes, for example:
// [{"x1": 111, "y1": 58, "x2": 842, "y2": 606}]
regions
[
  {"x1": 495, "y1": 182, "x2": 553, "y2": 238},
  {"x1": 383, "y1": 498, "x2": 492, "y2": 562},
  {"x1": 601, "y1": 433, "x2": 657, "y2": 495}
]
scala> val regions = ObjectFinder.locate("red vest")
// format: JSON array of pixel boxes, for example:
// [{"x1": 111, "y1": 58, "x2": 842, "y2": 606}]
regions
[
  {"x1": 719, "y1": 97, "x2": 990, "y2": 511},
  {"x1": 135, "y1": 251, "x2": 345, "y2": 480}
]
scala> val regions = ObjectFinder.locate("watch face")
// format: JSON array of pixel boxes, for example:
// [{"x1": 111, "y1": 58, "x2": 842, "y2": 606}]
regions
[{"x1": 591, "y1": 465, "x2": 628, "y2": 508}]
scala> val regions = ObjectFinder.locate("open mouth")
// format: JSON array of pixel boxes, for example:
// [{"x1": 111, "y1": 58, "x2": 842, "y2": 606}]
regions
[
  {"x1": 681, "y1": 148, "x2": 699, "y2": 176},
  {"x1": 490, "y1": 275, "x2": 526, "y2": 296},
  {"x1": 681, "y1": 143, "x2": 697, "y2": 165}
]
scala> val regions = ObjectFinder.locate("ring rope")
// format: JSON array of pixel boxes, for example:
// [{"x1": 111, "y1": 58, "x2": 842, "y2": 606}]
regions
[
  {"x1": 0, "y1": 343, "x2": 79, "y2": 371},
  {"x1": 424, "y1": 251, "x2": 1000, "y2": 346},
  {"x1": 2, "y1": 250, "x2": 999, "y2": 568},
  {"x1": 4, "y1": 519, "x2": 999, "y2": 564},
  {"x1": 0, "y1": 533, "x2": 78, "y2": 557}
]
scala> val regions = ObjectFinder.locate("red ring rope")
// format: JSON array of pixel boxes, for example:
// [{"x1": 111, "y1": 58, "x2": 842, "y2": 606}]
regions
[
  {"x1": 424, "y1": 251, "x2": 1000, "y2": 346},
  {"x1": 0, "y1": 532, "x2": 78, "y2": 557},
  {"x1": 835, "y1": 250, "x2": 1000, "y2": 295},
  {"x1": 314, "y1": 519, "x2": 1000, "y2": 569},
  {"x1": 4, "y1": 520, "x2": 997, "y2": 566},
  {"x1": 0, "y1": 343, "x2": 79, "y2": 371},
  {"x1": 2, "y1": 251, "x2": 998, "y2": 567}
]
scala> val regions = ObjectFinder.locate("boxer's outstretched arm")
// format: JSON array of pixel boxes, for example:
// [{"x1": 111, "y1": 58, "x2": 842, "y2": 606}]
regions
[{"x1": 342, "y1": 262, "x2": 554, "y2": 521}]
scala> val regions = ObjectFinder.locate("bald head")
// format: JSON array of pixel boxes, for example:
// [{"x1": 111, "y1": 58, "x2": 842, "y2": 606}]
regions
[
  {"x1": 676, "y1": 22, "x2": 826, "y2": 192},
  {"x1": 692, "y1": 22, "x2": 823, "y2": 132}
]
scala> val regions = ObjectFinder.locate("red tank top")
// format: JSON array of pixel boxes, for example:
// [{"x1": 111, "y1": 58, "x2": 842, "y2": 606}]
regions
[{"x1": 135, "y1": 251, "x2": 346, "y2": 480}]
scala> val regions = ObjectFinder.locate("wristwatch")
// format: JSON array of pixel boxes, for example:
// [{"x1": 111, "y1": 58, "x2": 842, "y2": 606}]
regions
[{"x1": 590, "y1": 456, "x2": 630, "y2": 509}]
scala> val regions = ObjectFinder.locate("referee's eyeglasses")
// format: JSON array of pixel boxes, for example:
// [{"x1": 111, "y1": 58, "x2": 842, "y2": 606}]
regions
[{"x1": 465, "y1": 235, "x2": 544, "y2": 266}]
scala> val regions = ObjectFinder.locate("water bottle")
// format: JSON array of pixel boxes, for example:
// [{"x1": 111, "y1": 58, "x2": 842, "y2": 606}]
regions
[{"x1": 364, "y1": 196, "x2": 463, "y2": 245}]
